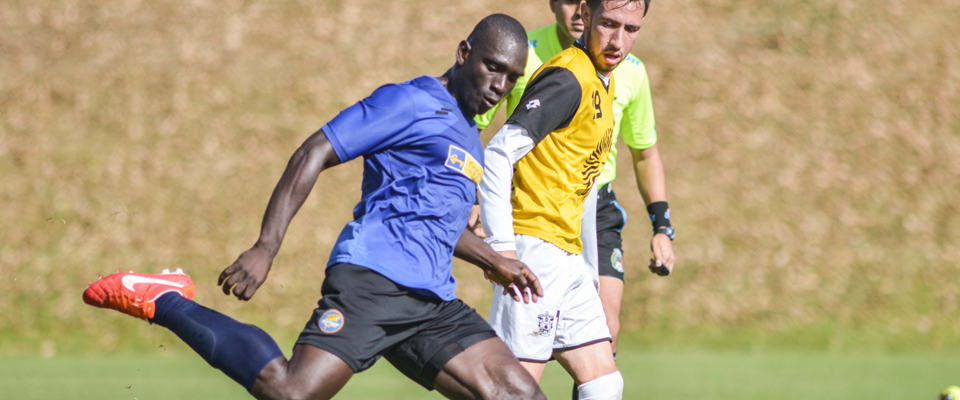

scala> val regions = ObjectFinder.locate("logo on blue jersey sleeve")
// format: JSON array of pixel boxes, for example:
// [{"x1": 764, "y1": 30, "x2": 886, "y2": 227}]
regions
[{"x1": 445, "y1": 145, "x2": 483, "y2": 184}]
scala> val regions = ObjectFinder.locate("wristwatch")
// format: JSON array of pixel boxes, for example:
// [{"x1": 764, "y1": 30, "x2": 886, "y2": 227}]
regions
[{"x1": 654, "y1": 226, "x2": 675, "y2": 241}]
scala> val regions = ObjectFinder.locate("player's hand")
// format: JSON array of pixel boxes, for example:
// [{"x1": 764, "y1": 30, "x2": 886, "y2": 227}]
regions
[
  {"x1": 219, "y1": 243, "x2": 275, "y2": 301},
  {"x1": 648, "y1": 233, "x2": 675, "y2": 276},
  {"x1": 486, "y1": 252, "x2": 543, "y2": 303},
  {"x1": 467, "y1": 204, "x2": 486, "y2": 238}
]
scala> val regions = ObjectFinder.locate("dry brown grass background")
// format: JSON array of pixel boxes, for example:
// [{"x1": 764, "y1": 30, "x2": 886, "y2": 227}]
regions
[{"x1": 3, "y1": 0, "x2": 960, "y2": 355}]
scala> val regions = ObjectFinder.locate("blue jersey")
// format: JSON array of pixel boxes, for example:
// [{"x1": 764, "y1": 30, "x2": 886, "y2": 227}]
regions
[{"x1": 322, "y1": 75, "x2": 484, "y2": 301}]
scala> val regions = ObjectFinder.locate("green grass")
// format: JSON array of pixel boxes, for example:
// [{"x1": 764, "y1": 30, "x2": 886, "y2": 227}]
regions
[{"x1": 4, "y1": 349, "x2": 958, "y2": 399}]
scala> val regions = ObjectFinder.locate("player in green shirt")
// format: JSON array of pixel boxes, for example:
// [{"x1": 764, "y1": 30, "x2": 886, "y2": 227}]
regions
[{"x1": 474, "y1": 0, "x2": 676, "y2": 362}]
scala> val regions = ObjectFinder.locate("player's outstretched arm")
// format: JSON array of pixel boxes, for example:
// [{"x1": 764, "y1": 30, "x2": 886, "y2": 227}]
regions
[
  {"x1": 454, "y1": 228, "x2": 543, "y2": 303},
  {"x1": 219, "y1": 129, "x2": 342, "y2": 300},
  {"x1": 630, "y1": 144, "x2": 676, "y2": 276}
]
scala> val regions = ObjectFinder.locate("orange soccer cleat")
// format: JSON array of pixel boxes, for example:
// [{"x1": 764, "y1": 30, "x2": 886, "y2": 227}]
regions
[{"x1": 83, "y1": 269, "x2": 196, "y2": 320}]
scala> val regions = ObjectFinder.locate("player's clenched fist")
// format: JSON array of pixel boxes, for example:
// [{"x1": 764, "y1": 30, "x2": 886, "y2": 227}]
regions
[{"x1": 648, "y1": 233, "x2": 675, "y2": 276}]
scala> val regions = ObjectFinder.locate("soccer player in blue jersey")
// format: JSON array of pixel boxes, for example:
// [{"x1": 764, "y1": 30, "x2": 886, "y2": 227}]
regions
[{"x1": 83, "y1": 14, "x2": 547, "y2": 400}]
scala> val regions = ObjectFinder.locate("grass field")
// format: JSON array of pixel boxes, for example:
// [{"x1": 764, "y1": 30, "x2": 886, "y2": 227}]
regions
[
  {"x1": 4, "y1": 0, "x2": 960, "y2": 398},
  {"x1": 4, "y1": 348, "x2": 958, "y2": 399}
]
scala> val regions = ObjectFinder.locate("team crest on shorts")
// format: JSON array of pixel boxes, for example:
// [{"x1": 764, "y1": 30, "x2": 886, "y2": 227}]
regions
[
  {"x1": 611, "y1": 248, "x2": 624, "y2": 273},
  {"x1": 445, "y1": 145, "x2": 483, "y2": 185},
  {"x1": 318, "y1": 309, "x2": 344, "y2": 334},
  {"x1": 532, "y1": 312, "x2": 556, "y2": 337}
]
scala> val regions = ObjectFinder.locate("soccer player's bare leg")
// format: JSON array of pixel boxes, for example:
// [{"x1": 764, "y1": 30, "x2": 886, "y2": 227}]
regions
[
  {"x1": 432, "y1": 338, "x2": 546, "y2": 400},
  {"x1": 555, "y1": 340, "x2": 618, "y2": 384},
  {"x1": 598, "y1": 275, "x2": 624, "y2": 354},
  {"x1": 518, "y1": 361, "x2": 549, "y2": 383},
  {"x1": 250, "y1": 344, "x2": 353, "y2": 400},
  {"x1": 555, "y1": 341, "x2": 623, "y2": 399}
]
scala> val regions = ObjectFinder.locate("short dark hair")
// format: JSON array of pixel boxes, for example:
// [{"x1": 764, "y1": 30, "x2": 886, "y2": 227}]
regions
[
  {"x1": 466, "y1": 13, "x2": 527, "y2": 53},
  {"x1": 585, "y1": 0, "x2": 650, "y2": 16}
]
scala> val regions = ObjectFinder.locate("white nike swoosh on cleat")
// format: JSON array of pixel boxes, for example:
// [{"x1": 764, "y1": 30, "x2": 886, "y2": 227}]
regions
[{"x1": 122, "y1": 275, "x2": 186, "y2": 292}]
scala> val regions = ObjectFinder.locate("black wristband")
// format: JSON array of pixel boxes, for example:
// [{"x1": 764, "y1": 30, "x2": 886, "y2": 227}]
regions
[
  {"x1": 655, "y1": 226, "x2": 676, "y2": 241},
  {"x1": 646, "y1": 201, "x2": 671, "y2": 229}
]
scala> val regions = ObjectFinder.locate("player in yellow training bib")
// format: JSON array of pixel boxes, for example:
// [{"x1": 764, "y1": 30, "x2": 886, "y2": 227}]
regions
[
  {"x1": 475, "y1": 3, "x2": 677, "y2": 394},
  {"x1": 479, "y1": 1, "x2": 649, "y2": 399},
  {"x1": 508, "y1": 41, "x2": 615, "y2": 254}
]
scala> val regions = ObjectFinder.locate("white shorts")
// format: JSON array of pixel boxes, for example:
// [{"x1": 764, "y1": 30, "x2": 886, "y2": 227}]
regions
[{"x1": 488, "y1": 234, "x2": 611, "y2": 362}]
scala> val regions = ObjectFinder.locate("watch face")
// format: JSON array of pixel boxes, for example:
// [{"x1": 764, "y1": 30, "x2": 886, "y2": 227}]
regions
[{"x1": 657, "y1": 226, "x2": 675, "y2": 240}]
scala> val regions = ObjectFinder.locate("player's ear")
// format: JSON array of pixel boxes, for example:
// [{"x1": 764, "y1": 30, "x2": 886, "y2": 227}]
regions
[
  {"x1": 456, "y1": 40, "x2": 471, "y2": 67},
  {"x1": 580, "y1": 1, "x2": 591, "y2": 29}
]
